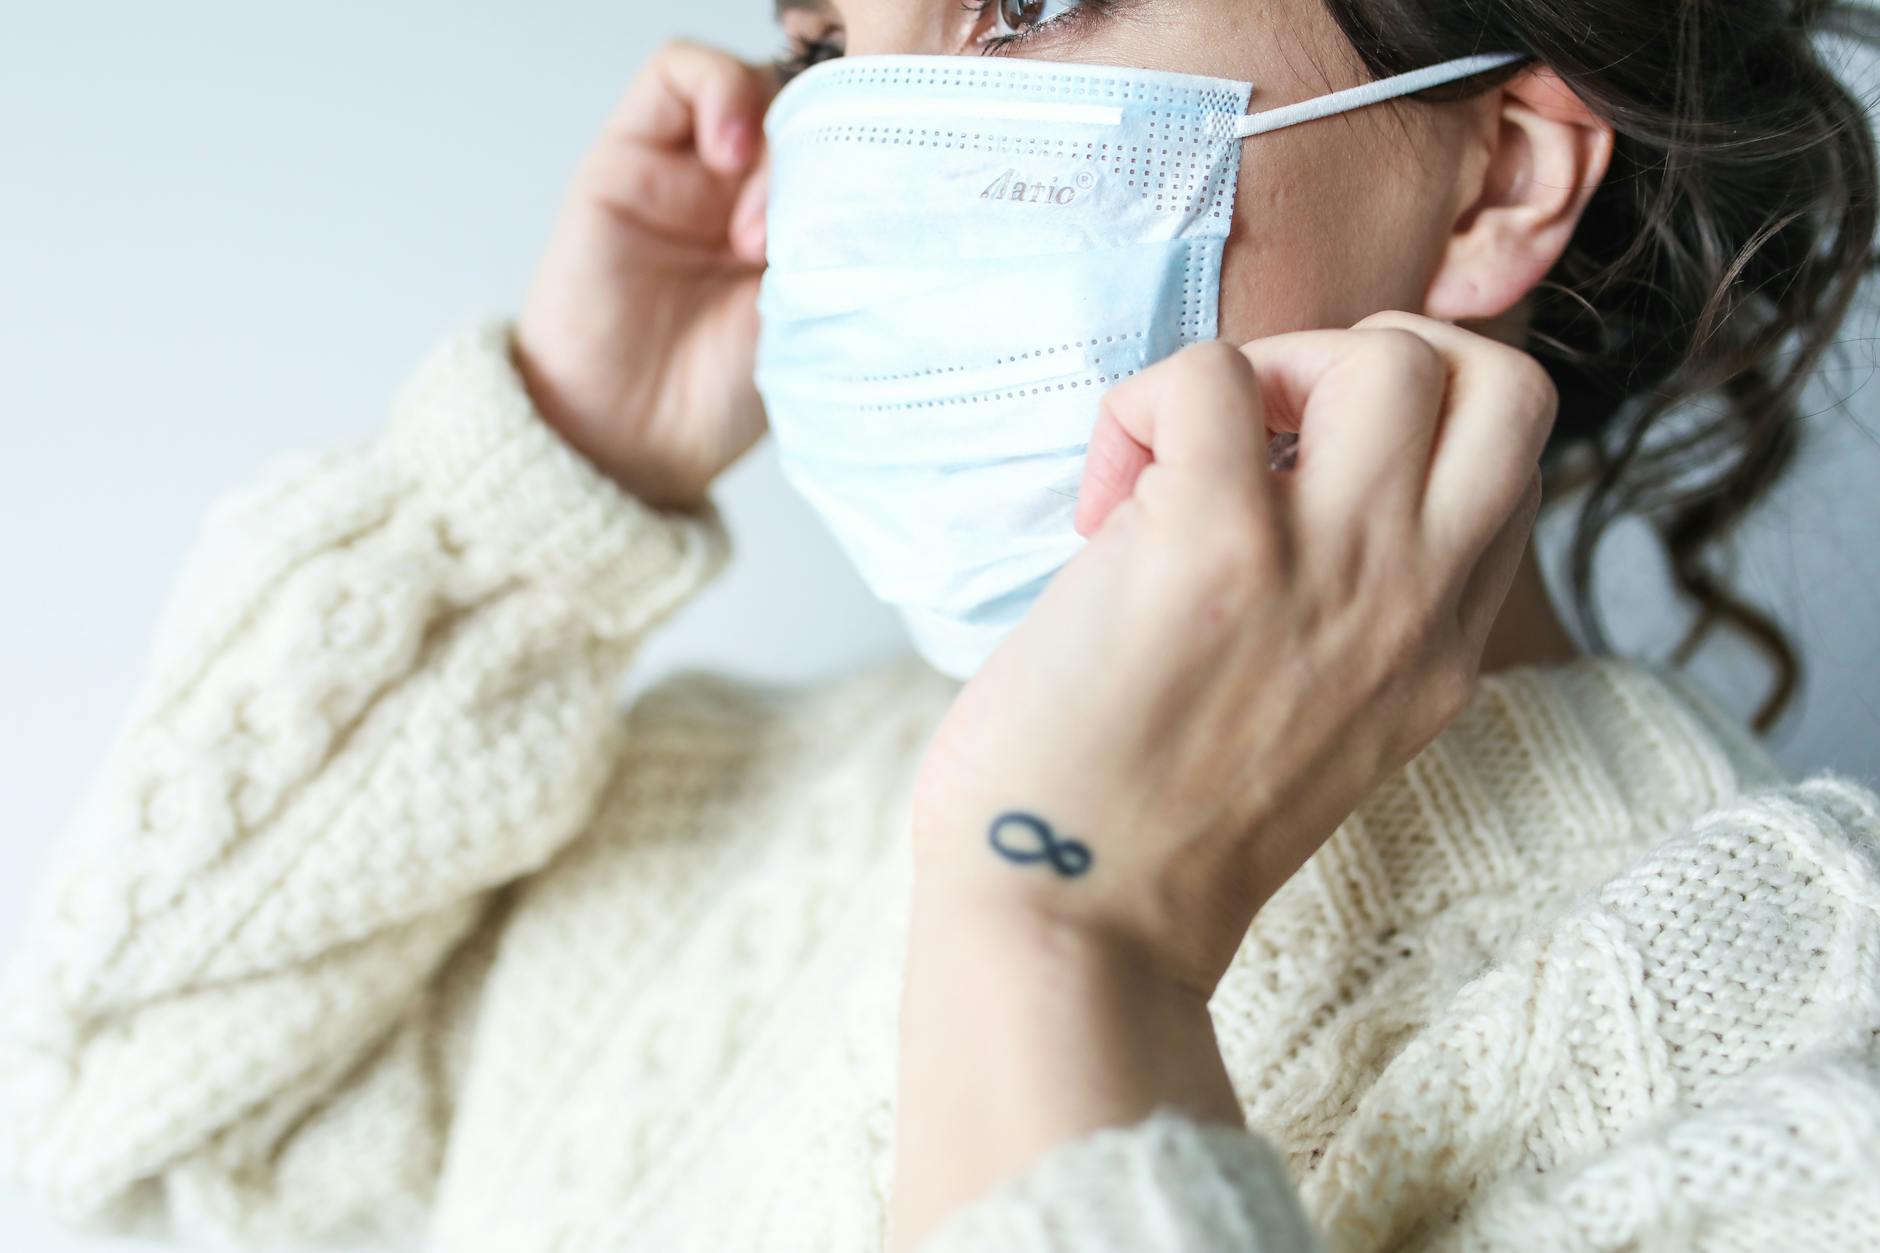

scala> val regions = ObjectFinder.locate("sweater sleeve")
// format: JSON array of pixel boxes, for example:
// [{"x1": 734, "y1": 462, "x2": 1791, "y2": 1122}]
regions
[
  {"x1": 0, "y1": 317, "x2": 731, "y2": 1246},
  {"x1": 909, "y1": 1108, "x2": 1323, "y2": 1253}
]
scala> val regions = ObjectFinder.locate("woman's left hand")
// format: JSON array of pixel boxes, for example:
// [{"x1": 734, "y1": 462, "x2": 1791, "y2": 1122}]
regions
[{"x1": 909, "y1": 310, "x2": 1557, "y2": 1000}]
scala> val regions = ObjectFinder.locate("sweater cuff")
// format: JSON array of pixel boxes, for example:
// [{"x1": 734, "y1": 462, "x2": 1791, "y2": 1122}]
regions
[
  {"x1": 911, "y1": 1107, "x2": 1321, "y2": 1253},
  {"x1": 384, "y1": 317, "x2": 732, "y2": 639}
]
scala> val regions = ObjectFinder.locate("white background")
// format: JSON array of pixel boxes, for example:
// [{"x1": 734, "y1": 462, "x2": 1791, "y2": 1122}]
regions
[{"x1": 2, "y1": 4, "x2": 1878, "y2": 1249}]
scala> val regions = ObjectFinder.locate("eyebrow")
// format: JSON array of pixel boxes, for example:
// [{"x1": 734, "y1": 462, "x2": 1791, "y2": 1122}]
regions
[{"x1": 775, "y1": 0, "x2": 828, "y2": 14}]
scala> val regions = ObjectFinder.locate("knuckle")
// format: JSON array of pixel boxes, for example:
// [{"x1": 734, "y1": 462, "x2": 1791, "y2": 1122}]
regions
[
  {"x1": 1501, "y1": 351, "x2": 1560, "y2": 432},
  {"x1": 1179, "y1": 338, "x2": 1241, "y2": 364},
  {"x1": 1139, "y1": 341, "x2": 1259, "y2": 421},
  {"x1": 656, "y1": 35, "x2": 703, "y2": 63},
  {"x1": 1358, "y1": 327, "x2": 1446, "y2": 393},
  {"x1": 1432, "y1": 656, "x2": 1479, "y2": 722},
  {"x1": 1351, "y1": 308, "x2": 1422, "y2": 333},
  {"x1": 658, "y1": 36, "x2": 740, "y2": 85},
  {"x1": 1171, "y1": 338, "x2": 1251, "y2": 384}
]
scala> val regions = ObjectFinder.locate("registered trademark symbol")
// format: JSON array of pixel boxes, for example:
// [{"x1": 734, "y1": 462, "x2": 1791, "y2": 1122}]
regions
[{"x1": 1074, "y1": 171, "x2": 1096, "y2": 190}]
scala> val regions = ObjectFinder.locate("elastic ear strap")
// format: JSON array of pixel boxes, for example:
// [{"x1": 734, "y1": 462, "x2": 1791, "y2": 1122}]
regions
[{"x1": 1231, "y1": 50, "x2": 1529, "y2": 139}]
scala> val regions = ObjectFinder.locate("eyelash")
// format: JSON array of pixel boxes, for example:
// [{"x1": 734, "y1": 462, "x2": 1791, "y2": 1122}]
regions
[
  {"x1": 774, "y1": 0, "x2": 1114, "y2": 82},
  {"x1": 775, "y1": 32, "x2": 844, "y2": 84}
]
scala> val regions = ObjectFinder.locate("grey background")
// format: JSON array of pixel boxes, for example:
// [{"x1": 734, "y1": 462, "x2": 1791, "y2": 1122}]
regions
[{"x1": 1, "y1": 4, "x2": 1876, "y2": 1249}]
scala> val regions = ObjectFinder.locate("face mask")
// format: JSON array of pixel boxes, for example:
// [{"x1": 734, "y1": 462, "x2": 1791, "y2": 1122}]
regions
[{"x1": 754, "y1": 48, "x2": 1527, "y2": 680}]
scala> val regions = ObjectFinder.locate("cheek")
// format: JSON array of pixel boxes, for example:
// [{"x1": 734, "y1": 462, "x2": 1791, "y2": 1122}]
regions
[{"x1": 1215, "y1": 137, "x2": 1441, "y2": 343}]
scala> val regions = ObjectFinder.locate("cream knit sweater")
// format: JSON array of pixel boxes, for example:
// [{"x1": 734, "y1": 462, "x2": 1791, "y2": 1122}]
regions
[{"x1": 4, "y1": 318, "x2": 1880, "y2": 1253}]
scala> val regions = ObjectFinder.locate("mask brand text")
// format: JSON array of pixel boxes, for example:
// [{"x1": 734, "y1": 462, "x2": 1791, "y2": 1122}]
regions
[{"x1": 979, "y1": 168, "x2": 1098, "y2": 206}]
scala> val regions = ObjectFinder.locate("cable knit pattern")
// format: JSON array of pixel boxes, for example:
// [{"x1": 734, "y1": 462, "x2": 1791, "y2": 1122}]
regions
[
  {"x1": 2, "y1": 316, "x2": 1878, "y2": 1252},
  {"x1": 913, "y1": 1107, "x2": 1322, "y2": 1251}
]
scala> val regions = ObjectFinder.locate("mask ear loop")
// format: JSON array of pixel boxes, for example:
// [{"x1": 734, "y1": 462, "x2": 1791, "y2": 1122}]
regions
[{"x1": 1232, "y1": 50, "x2": 1530, "y2": 138}]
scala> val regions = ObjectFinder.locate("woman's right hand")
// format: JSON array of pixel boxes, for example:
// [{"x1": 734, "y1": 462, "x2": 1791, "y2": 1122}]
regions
[
  {"x1": 513, "y1": 39, "x2": 780, "y2": 511},
  {"x1": 909, "y1": 312, "x2": 1554, "y2": 999}
]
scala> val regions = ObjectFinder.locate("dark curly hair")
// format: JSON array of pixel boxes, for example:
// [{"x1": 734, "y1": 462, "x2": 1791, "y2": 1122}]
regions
[{"x1": 1325, "y1": 0, "x2": 1880, "y2": 733}]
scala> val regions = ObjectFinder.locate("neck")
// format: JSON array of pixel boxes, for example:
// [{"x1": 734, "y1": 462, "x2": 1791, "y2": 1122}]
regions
[{"x1": 1479, "y1": 535, "x2": 1583, "y2": 676}]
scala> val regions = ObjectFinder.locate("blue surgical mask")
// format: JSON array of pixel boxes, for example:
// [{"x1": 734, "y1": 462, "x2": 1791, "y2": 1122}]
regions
[{"x1": 754, "y1": 49, "x2": 1527, "y2": 680}]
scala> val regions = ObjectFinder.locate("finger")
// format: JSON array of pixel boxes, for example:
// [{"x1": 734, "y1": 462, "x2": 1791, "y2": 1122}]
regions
[
  {"x1": 1455, "y1": 465, "x2": 1543, "y2": 657},
  {"x1": 579, "y1": 44, "x2": 778, "y2": 248},
  {"x1": 728, "y1": 145, "x2": 771, "y2": 266},
  {"x1": 1234, "y1": 325, "x2": 1446, "y2": 528},
  {"x1": 1351, "y1": 312, "x2": 1557, "y2": 559},
  {"x1": 608, "y1": 39, "x2": 781, "y2": 173},
  {"x1": 577, "y1": 143, "x2": 748, "y2": 243},
  {"x1": 1077, "y1": 341, "x2": 1271, "y2": 535},
  {"x1": 1074, "y1": 400, "x2": 1154, "y2": 536}
]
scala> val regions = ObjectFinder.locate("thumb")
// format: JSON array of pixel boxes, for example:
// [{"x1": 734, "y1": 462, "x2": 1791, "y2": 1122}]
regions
[
  {"x1": 1073, "y1": 401, "x2": 1152, "y2": 537},
  {"x1": 1073, "y1": 340, "x2": 1268, "y2": 537}
]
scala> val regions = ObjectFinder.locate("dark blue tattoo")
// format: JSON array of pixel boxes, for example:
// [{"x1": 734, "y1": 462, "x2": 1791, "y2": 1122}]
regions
[{"x1": 987, "y1": 811, "x2": 1093, "y2": 878}]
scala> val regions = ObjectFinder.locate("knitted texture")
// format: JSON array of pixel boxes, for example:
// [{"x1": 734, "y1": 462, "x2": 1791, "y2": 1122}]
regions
[
  {"x1": 3, "y1": 317, "x2": 1878, "y2": 1252},
  {"x1": 912, "y1": 1106, "x2": 1322, "y2": 1251}
]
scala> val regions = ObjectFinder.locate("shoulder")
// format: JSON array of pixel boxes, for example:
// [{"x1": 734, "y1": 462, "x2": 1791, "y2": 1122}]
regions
[
  {"x1": 1447, "y1": 654, "x2": 1796, "y2": 849},
  {"x1": 1307, "y1": 755, "x2": 1880, "y2": 1246},
  {"x1": 1591, "y1": 767, "x2": 1880, "y2": 1064},
  {"x1": 1462, "y1": 771, "x2": 1880, "y2": 1243},
  {"x1": 1507, "y1": 657, "x2": 1880, "y2": 1085},
  {"x1": 1496, "y1": 760, "x2": 1880, "y2": 1103}
]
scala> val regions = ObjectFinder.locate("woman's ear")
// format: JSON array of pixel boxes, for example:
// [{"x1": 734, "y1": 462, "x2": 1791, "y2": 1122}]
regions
[{"x1": 1422, "y1": 66, "x2": 1615, "y2": 321}]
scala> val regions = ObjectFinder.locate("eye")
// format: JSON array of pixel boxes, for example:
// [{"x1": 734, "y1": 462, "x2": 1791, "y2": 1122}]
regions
[{"x1": 978, "y1": 0, "x2": 1087, "y2": 48}]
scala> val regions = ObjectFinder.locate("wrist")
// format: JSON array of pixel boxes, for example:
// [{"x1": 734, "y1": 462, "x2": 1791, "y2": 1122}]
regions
[
  {"x1": 506, "y1": 326, "x2": 709, "y2": 511},
  {"x1": 910, "y1": 797, "x2": 1267, "y2": 1003},
  {"x1": 909, "y1": 868, "x2": 1123, "y2": 1012},
  {"x1": 508, "y1": 328, "x2": 604, "y2": 459},
  {"x1": 893, "y1": 879, "x2": 1244, "y2": 1249},
  {"x1": 904, "y1": 876, "x2": 1242, "y2": 1123}
]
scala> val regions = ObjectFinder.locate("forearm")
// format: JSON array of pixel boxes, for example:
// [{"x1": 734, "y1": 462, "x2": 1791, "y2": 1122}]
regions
[
  {"x1": 888, "y1": 879, "x2": 1246, "y2": 1253},
  {"x1": 0, "y1": 317, "x2": 731, "y2": 1233}
]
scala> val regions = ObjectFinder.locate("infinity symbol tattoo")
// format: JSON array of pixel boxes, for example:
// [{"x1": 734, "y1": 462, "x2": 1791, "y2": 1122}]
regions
[{"x1": 987, "y1": 811, "x2": 1093, "y2": 878}]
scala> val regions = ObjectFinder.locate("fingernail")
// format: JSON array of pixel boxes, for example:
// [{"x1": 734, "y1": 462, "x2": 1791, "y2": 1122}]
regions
[
  {"x1": 735, "y1": 207, "x2": 766, "y2": 260},
  {"x1": 721, "y1": 117, "x2": 754, "y2": 163}
]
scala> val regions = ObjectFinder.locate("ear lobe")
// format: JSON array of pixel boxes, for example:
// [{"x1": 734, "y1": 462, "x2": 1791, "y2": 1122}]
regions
[{"x1": 1423, "y1": 67, "x2": 1615, "y2": 322}]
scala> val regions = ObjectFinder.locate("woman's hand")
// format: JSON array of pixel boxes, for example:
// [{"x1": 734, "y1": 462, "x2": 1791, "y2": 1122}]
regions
[
  {"x1": 512, "y1": 39, "x2": 778, "y2": 510},
  {"x1": 909, "y1": 310, "x2": 1557, "y2": 1000},
  {"x1": 890, "y1": 312, "x2": 1555, "y2": 1250}
]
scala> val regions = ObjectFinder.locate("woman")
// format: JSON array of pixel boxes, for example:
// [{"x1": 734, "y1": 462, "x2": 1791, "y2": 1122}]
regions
[{"x1": 4, "y1": 0, "x2": 1878, "y2": 1248}]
